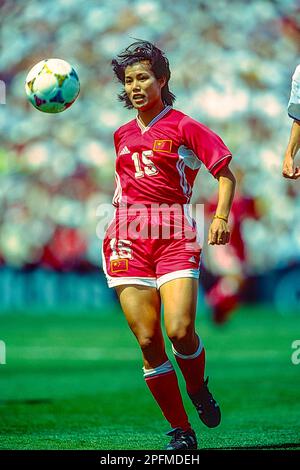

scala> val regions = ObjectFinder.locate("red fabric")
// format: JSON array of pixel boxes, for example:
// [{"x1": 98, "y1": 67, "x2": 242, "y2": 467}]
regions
[
  {"x1": 103, "y1": 208, "x2": 201, "y2": 280},
  {"x1": 205, "y1": 278, "x2": 241, "y2": 324},
  {"x1": 41, "y1": 227, "x2": 87, "y2": 269},
  {"x1": 210, "y1": 156, "x2": 232, "y2": 177},
  {"x1": 175, "y1": 347, "x2": 206, "y2": 395},
  {"x1": 113, "y1": 107, "x2": 232, "y2": 206},
  {"x1": 145, "y1": 370, "x2": 190, "y2": 431},
  {"x1": 179, "y1": 115, "x2": 232, "y2": 175}
]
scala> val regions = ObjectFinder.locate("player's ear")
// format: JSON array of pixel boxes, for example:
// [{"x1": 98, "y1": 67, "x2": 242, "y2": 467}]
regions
[{"x1": 159, "y1": 76, "x2": 167, "y2": 89}]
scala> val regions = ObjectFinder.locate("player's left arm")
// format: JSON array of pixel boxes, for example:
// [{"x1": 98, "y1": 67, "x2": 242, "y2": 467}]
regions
[{"x1": 208, "y1": 166, "x2": 236, "y2": 245}]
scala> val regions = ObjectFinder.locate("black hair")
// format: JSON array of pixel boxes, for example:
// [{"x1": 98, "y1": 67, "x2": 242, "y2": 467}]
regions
[{"x1": 111, "y1": 40, "x2": 176, "y2": 109}]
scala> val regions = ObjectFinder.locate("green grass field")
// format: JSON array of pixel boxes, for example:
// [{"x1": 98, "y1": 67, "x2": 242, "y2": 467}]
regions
[{"x1": 0, "y1": 306, "x2": 300, "y2": 450}]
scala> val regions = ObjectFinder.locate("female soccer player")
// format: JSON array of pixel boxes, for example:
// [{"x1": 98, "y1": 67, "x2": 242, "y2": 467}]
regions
[
  {"x1": 103, "y1": 40, "x2": 236, "y2": 450},
  {"x1": 282, "y1": 64, "x2": 300, "y2": 179}
]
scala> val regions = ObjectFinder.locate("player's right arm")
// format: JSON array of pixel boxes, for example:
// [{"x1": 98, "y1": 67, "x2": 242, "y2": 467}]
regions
[
  {"x1": 283, "y1": 65, "x2": 300, "y2": 179},
  {"x1": 282, "y1": 120, "x2": 300, "y2": 179}
]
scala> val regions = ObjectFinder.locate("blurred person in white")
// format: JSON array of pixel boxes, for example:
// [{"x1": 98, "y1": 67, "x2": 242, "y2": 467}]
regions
[{"x1": 282, "y1": 65, "x2": 300, "y2": 179}]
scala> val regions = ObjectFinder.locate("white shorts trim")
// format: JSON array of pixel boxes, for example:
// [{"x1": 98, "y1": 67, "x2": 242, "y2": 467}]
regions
[
  {"x1": 157, "y1": 268, "x2": 200, "y2": 289},
  {"x1": 107, "y1": 276, "x2": 157, "y2": 289}
]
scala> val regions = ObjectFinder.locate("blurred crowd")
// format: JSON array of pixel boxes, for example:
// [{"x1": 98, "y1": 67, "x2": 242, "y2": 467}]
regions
[{"x1": 0, "y1": 0, "x2": 300, "y2": 275}]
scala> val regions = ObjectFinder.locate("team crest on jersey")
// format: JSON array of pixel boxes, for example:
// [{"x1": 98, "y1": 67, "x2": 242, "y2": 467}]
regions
[
  {"x1": 153, "y1": 140, "x2": 172, "y2": 153},
  {"x1": 110, "y1": 258, "x2": 129, "y2": 272}
]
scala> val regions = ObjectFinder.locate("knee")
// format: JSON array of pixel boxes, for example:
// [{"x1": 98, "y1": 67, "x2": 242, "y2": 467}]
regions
[
  {"x1": 136, "y1": 330, "x2": 159, "y2": 352},
  {"x1": 167, "y1": 320, "x2": 194, "y2": 344}
]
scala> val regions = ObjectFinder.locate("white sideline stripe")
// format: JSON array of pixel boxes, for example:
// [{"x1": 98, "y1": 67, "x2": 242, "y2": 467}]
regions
[
  {"x1": 11, "y1": 347, "x2": 139, "y2": 360},
  {"x1": 209, "y1": 350, "x2": 282, "y2": 359},
  {"x1": 8, "y1": 347, "x2": 283, "y2": 361}
]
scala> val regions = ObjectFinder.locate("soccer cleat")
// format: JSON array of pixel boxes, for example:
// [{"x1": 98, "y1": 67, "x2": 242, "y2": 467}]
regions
[
  {"x1": 165, "y1": 428, "x2": 198, "y2": 450},
  {"x1": 188, "y1": 377, "x2": 221, "y2": 428}
]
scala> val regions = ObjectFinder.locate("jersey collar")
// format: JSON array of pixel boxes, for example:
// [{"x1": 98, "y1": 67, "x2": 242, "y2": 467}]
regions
[{"x1": 136, "y1": 105, "x2": 172, "y2": 134}]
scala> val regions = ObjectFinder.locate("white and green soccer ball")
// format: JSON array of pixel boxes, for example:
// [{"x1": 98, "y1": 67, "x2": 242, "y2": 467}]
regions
[{"x1": 25, "y1": 58, "x2": 80, "y2": 113}]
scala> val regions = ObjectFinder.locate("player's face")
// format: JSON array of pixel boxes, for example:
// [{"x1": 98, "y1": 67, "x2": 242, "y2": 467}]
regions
[{"x1": 124, "y1": 61, "x2": 165, "y2": 111}]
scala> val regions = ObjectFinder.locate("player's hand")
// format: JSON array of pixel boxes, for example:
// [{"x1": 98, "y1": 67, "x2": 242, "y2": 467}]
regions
[
  {"x1": 282, "y1": 155, "x2": 300, "y2": 179},
  {"x1": 208, "y1": 218, "x2": 230, "y2": 245}
]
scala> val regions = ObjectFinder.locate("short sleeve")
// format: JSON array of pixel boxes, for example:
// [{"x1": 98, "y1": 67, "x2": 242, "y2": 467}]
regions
[
  {"x1": 288, "y1": 65, "x2": 300, "y2": 121},
  {"x1": 178, "y1": 115, "x2": 232, "y2": 177}
]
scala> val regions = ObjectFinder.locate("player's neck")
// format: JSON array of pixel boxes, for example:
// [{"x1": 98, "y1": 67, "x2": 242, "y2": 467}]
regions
[{"x1": 137, "y1": 101, "x2": 165, "y2": 127}]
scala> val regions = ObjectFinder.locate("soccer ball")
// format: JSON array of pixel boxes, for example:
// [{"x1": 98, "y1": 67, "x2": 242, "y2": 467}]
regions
[{"x1": 25, "y1": 58, "x2": 80, "y2": 113}]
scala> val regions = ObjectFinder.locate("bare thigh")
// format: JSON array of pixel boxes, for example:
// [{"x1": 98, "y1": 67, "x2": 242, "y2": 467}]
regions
[
  {"x1": 115, "y1": 285, "x2": 167, "y2": 369},
  {"x1": 160, "y1": 277, "x2": 199, "y2": 355}
]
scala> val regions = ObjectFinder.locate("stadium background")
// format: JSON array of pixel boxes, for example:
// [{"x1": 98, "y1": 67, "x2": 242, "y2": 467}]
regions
[{"x1": 0, "y1": 0, "x2": 300, "y2": 450}]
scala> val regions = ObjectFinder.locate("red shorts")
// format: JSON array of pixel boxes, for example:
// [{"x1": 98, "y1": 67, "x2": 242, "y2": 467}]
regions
[{"x1": 102, "y1": 206, "x2": 201, "y2": 289}]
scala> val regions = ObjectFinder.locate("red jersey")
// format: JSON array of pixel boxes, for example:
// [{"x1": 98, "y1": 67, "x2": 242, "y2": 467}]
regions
[{"x1": 112, "y1": 106, "x2": 231, "y2": 207}]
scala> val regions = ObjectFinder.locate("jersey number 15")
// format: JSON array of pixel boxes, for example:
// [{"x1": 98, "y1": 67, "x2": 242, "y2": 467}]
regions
[{"x1": 132, "y1": 150, "x2": 159, "y2": 178}]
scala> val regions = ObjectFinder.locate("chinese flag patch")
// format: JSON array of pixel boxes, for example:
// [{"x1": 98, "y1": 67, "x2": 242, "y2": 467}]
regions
[
  {"x1": 110, "y1": 258, "x2": 129, "y2": 272},
  {"x1": 153, "y1": 140, "x2": 172, "y2": 153}
]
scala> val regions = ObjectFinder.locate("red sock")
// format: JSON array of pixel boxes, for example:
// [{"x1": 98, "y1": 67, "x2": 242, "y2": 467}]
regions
[
  {"x1": 144, "y1": 360, "x2": 190, "y2": 431},
  {"x1": 173, "y1": 337, "x2": 206, "y2": 395}
]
